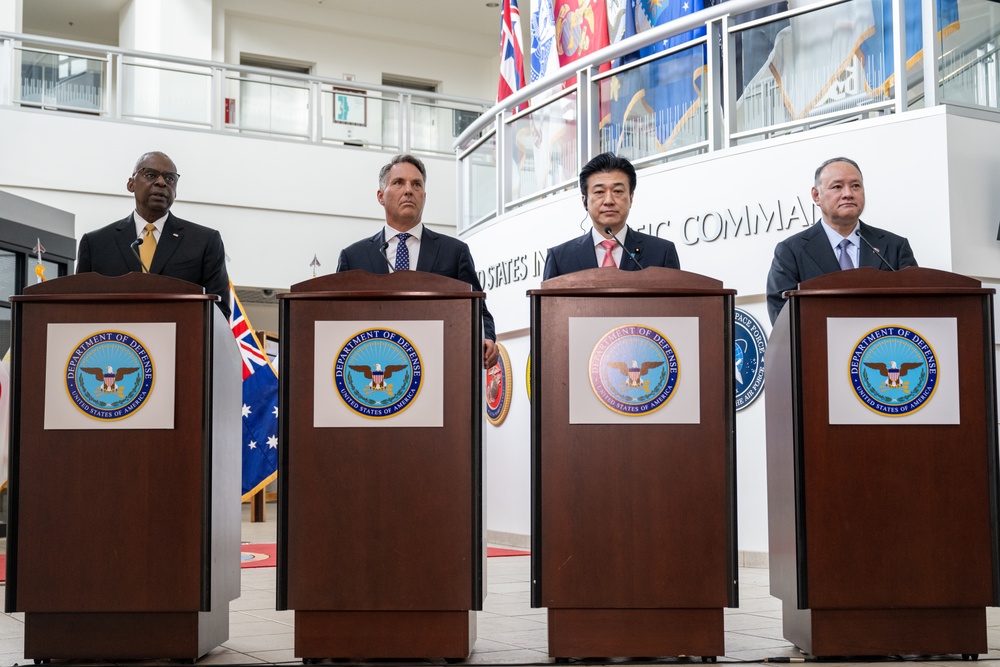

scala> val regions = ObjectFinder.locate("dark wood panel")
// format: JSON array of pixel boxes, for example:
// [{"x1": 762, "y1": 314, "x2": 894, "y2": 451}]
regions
[
  {"x1": 14, "y1": 300, "x2": 207, "y2": 612},
  {"x1": 797, "y1": 295, "x2": 995, "y2": 609},
  {"x1": 538, "y1": 295, "x2": 733, "y2": 609},
  {"x1": 782, "y1": 601, "x2": 986, "y2": 656},
  {"x1": 548, "y1": 608, "x2": 724, "y2": 657},
  {"x1": 23, "y1": 612, "x2": 201, "y2": 659},
  {"x1": 295, "y1": 610, "x2": 474, "y2": 659},
  {"x1": 284, "y1": 298, "x2": 475, "y2": 610}
]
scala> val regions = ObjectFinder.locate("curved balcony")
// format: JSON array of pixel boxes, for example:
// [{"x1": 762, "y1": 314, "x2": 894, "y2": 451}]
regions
[
  {"x1": 0, "y1": 32, "x2": 490, "y2": 157},
  {"x1": 455, "y1": 0, "x2": 1000, "y2": 233}
]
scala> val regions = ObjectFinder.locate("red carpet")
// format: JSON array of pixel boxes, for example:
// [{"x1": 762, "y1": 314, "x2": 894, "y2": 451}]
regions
[
  {"x1": 241, "y1": 543, "x2": 277, "y2": 568},
  {"x1": 0, "y1": 554, "x2": 5, "y2": 582},
  {"x1": 238, "y1": 544, "x2": 527, "y2": 569},
  {"x1": 487, "y1": 547, "x2": 530, "y2": 557}
]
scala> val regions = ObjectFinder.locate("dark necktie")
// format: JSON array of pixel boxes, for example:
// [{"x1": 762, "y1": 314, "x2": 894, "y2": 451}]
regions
[{"x1": 394, "y1": 233, "x2": 411, "y2": 271}]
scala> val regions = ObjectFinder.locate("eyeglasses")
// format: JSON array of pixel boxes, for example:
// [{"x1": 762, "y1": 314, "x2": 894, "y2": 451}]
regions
[{"x1": 134, "y1": 168, "x2": 180, "y2": 185}]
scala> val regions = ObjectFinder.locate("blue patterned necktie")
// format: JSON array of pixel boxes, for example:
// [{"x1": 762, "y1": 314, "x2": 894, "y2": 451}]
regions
[
  {"x1": 837, "y1": 238, "x2": 855, "y2": 270},
  {"x1": 394, "y1": 233, "x2": 411, "y2": 271}
]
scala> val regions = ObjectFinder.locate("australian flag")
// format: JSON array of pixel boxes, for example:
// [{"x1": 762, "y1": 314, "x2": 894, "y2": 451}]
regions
[
  {"x1": 229, "y1": 284, "x2": 279, "y2": 499},
  {"x1": 498, "y1": 0, "x2": 526, "y2": 108}
]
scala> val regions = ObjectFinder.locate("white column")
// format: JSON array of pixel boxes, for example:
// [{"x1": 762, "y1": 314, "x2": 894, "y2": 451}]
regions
[
  {"x1": 0, "y1": 0, "x2": 23, "y2": 32},
  {"x1": 118, "y1": 0, "x2": 213, "y2": 125},
  {"x1": 119, "y1": 0, "x2": 211, "y2": 59}
]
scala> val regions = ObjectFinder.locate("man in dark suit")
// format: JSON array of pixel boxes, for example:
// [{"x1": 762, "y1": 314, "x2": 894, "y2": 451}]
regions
[
  {"x1": 77, "y1": 151, "x2": 232, "y2": 319},
  {"x1": 765, "y1": 157, "x2": 917, "y2": 324},
  {"x1": 543, "y1": 152, "x2": 680, "y2": 280},
  {"x1": 336, "y1": 154, "x2": 498, "y2": 368}
]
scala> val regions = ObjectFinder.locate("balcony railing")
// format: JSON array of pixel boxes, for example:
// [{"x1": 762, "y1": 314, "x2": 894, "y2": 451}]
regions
[
  {"x1": 0, "y1": 32, "x2": 491, "y2": 157},
  {"x1": 454, "y1": 0, "x2": 1000, "y2": 232}
]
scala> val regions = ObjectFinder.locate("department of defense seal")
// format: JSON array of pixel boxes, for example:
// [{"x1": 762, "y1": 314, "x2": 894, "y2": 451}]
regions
[
  {"x1": 65, "y1": 330, "x2": 155, "y2": 421},
  {"x1": 334, "y1": 328, "x2": 422, "y2": 419},
  {"x1": 850, "y1": 325, "x2": 938, "y2": 416},
  {"x1": 734, "y1": 309, "x2": 767, "y2": 411},
  {"x1": 486, "y1": 342, "x2": 513, "y2": 426},
  {"x1": 590, "y1": 324, "x2": 679, "y2": 415}
]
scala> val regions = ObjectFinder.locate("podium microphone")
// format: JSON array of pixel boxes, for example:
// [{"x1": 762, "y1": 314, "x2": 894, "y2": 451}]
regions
[
  {"x1": 855, "y1": 229, "x2": 896, "y2": 271},
  {"x1": 130, "y1": 236, "x2": 150, "y2": 273},
  {"x1": 604, "y1": 227, "x2": 644, "y2": 270},
  {"x1": 378, "y1": 241, "x2": 395, "y2": 273}
]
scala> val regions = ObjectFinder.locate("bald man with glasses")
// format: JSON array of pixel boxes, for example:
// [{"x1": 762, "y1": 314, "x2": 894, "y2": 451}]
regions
[{"x1": 77, "y1": 151, "x2": 232, "y2": 319}]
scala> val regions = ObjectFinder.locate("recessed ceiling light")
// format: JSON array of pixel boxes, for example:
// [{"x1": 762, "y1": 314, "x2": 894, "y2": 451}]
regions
[{"x1": 486, "y1": 2, "x2": 499, "y2": 7}]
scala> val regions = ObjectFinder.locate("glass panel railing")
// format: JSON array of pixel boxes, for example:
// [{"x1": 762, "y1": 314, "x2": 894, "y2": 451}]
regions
[
  {"x1": 507, "y1": 90, "x2": 578, "y2": 202},
  {"x1": 733, "y1": 0, "x2": 892, "y2": 137},
  {"x1": 461, "y1": 131, "x2": 497, "y2": 231},
  {"x1": 121, "y1": 61, "x2": 212, "y2": 126},
  {"x1": 410, "y1": 101, "x2": 484, "y2": 155},
  {"x1": 17, "y1": 48, "x2": 104, "y2": 112},
  {"x1": 226, "y1": 75, "x2": 309, "y2": 138},
  {"x1": 599, "y1": 44, "x2": 708, "y2": 159},
  {"x1": 940, "y1": 0, "x2": 1000, "y2": 109},
  {"x1": 322, "y1": 89, "x2": 400, "y2": 150}
]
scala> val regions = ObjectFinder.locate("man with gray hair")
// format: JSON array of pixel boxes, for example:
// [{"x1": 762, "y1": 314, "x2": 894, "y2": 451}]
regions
[
  {"x1": 337, "y1": 153, "x2": 498, "y2": 368},
  {"x1": 77, "y1": 150, "x2": 231, "y2": 318},
  {"x1": 765, "y1": 156, "x2": 917, "y2": 324}
]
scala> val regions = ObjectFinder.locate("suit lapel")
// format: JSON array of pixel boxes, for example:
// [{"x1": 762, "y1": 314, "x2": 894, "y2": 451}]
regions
[
  {"x1": 575, "y1": 231, "x2": 599, "y2": 270},
  {"x1": 114, "y1": 214, "x2": 145, "y2": 272},
  {"x1": 367, "y1": 230, "x2": 390, "y2": 274},
  {"x1": 802, "y1": 223, "x2": 842, "y2": 275},
  {"x1": 415, "y1": 227, "x2": 440, "y2": 273},
  {"x1": 621, "y1": 228, "x2": 642, "y2": 271},
  {"x1": 857, "y1": 221, "x2": 884, "y2": 269},
  {"x1": 149, "y1": 213, "x2": 183, "y2": 275}
]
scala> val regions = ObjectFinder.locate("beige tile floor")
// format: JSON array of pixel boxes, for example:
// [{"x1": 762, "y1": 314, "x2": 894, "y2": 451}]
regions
[{"x1": 2, "y1": 509, "x2": 1000, "y2": 666}]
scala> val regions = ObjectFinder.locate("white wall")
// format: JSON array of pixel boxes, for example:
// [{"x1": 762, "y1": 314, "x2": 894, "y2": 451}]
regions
[
  {"x1": 465, "y1": 105, "x2": 1000, "y2": 553},
  {"x1": 214, "y1": 1, "x2": 496, "y2": 101}
]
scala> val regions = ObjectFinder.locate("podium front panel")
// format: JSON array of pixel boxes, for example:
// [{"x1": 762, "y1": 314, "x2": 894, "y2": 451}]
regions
[
  {"x1": 535, "y1": 293, "x2": 735, "y2": 609},
  {"x1": 11, "y1": 300, "x2": 209, "y2": 612},
  {"x1": 793, "y1": 292, "x2": 996, "y2": 609},
  {"x1": 282, "y1": 296, "x2": 478, "y2": 611}
]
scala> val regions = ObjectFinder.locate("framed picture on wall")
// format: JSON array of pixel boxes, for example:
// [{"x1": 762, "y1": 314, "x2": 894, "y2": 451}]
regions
[{"x1": 333, "y1": 88, "x2": 366, "y2": 126}]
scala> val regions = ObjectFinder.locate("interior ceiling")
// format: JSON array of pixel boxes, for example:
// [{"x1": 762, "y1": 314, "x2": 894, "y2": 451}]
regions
[{"x1": 22, "y1": 0, "x2": 502, "y2": 54}]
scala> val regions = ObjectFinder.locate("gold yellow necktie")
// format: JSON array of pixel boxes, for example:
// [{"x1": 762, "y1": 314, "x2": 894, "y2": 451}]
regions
[{"x1": 140, "y1": 223, "x2": 157, "y2": 272}]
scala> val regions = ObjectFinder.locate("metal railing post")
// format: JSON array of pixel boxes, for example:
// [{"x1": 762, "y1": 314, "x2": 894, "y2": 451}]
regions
[
  {"x1": 708, "y1": 18, "x2": 725, "y2": 152},
  {"x1": 400, "y1": 93, "x2": 411, "y2": 152},
  {"x1": 115, "y1": 51, "x2": 124, "y2": 120},
  {"x1": 0, "y1": 38, "x2": 13, "y2": 106},
  {"x1": 497, "y1": 110, "x2": 509, "y2": 217},
  {"x1": 892, "y1": 0, "x2": 908, "y2": 113},
  {"x1": 309, "y1": 80, "x2": 321, "y2": 142},
  {"x1": 211, "y1": 66, "x2": 223, "y2": 130},
  {"x1": 922, "y1": 0, "x2": 941, "y2": 107},
  {"x1": 577, "y1": 65, "x2": 598, "y2": 171}
]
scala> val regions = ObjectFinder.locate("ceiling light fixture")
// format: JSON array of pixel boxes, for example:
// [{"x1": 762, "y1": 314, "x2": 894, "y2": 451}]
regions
[{"x1": 486, "y1": 2, "x2": 499, "y2": 7}]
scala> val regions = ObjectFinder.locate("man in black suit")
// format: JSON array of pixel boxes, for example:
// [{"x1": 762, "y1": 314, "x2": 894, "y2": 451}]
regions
[
  {"x1": 765, "y1": 157, "x2": 917, "y2": 324},
  {"x1": 542, "y1": 152, "x2": 680, "y2": 280},
  {"x1": 336, "y1": 154, "x2": 498, "y2": 368},
  {"x1": 77, "y1": 151, "x2": 232, "y2": 319}
]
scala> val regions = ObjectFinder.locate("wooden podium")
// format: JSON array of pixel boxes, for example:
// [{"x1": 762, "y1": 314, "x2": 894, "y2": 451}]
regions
[
  {"x1": 529, "y1": 267, "x2": 738, "y2": 659},
  {"x1": 766, "y1": 267, "x2": 1000, "y2": 657},
  {"x1": 5, "y1": 273, "x2": 241, "y2": 661},
  {"x1": 276, "y1": 270, "x2": 484, "y2": 661}
]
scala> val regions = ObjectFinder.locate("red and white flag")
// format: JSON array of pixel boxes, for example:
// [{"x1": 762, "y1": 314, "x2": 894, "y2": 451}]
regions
[{"x1": 498, "y1": 0, "x2": 526, "y2": 108}]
